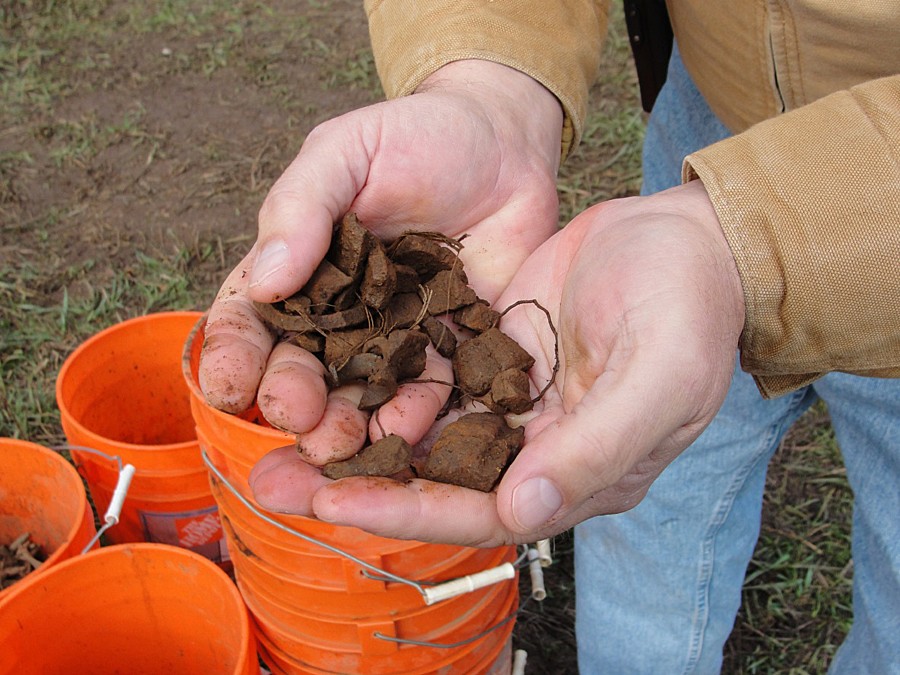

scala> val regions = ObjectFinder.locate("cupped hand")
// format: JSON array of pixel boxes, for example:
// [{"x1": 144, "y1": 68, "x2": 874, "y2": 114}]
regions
[
  {"x1": 269, "y1": 181, "x2": 746, "y2": 547},
  {"x1": 199, "y1": 60, "x2": 563, "y2": 441}
]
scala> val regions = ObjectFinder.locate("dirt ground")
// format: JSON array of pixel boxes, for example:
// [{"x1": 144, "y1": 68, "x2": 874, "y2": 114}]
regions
[{"x1": 2, "y1": 0, "x2": 383, "y2": 284}]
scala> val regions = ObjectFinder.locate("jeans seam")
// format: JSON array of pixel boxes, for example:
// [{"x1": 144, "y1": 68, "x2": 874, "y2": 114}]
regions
[{"x1": 682, "y1": 388, "x2": 810, "y2": 674}]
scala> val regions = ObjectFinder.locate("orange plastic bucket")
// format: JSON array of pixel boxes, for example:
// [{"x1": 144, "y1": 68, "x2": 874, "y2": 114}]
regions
[
  {"x1": 55, "y1": 312, "x2": 227, "y2": 563},
  {"x1": 0, "y1": 542, "x2": 257, "y2": 674},
  {"x1": 0, "y1": 438, "x2": 97, "y2": 600},
  {"x1": 184, "y1": 317, "x2": 518, "y2": 674}
]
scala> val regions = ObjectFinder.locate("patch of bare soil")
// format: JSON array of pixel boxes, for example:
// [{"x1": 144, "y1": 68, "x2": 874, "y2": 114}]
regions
[{"x1": 1, "y1": 0, "x2": 378, "y2": 292}]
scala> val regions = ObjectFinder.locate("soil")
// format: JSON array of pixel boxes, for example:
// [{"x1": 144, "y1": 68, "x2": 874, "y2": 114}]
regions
[
  {"x1": 322, "y1": 434, "x2": 412, "y2": 480},
  {"x1": 423, "y1": 411, "x2": 525, "y2": 492},
  {"x1": 256, "y1": 213, "x2": 539, "y2": 491},
  {"x1": 1, "y1": 0, "x2": 381, "y2": 291},
  {"x1": 0, "y1": 534, "x2": 45, "y2": 590}
]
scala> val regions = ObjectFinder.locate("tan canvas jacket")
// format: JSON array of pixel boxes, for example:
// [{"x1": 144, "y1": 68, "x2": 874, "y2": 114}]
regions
[{"x1": 365, "y1": 0, "x2": 900, "y2": 397}]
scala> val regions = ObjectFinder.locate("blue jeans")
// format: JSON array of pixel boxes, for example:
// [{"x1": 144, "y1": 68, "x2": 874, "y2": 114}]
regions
[{"x1": 574, "y1": 46, "x2": 900, "y2": 675}]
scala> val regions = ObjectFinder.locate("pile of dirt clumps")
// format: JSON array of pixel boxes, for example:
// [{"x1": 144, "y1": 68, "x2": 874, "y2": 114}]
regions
[
  {"x1": 255, "y1": 213, "x2": 542, "y2": 492},
  {"x1": 1, "y1": 533, "x2": 45, "y2": 590}
]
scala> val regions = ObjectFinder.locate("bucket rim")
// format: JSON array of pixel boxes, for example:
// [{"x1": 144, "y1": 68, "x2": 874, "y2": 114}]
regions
[
  {"x1": 56, "y1": 311, "x2": 204, "y2": 453},
  {"x1": 0, "y1": 437, "x2": 94, "y2": 579},
  {"x1": 0, "y1": 542, "x2": 254, "y2": 671}
]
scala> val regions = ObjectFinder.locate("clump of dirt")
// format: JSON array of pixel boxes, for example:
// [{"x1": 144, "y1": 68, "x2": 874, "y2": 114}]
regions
[
  {"x1": 256, "y1": 213, "x2": 546, "y2": 491},
  {"x1": 423, "y1": 412, "x2": 525, "y2": 492},
  {"x1": 1, "y1": 533, "x2": 45, "y2": 590},
  {"x1": 322, "y1": 434, "x2": 413, "y2": 480}
]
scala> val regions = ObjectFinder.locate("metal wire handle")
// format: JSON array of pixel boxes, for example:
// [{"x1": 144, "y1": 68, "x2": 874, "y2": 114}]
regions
[
  {"x1": 53, "y1": 444, "x2": 134, "y2": 554},
  {"x1": 201, "y1": 449, "x2": 529, "y2": 649}
]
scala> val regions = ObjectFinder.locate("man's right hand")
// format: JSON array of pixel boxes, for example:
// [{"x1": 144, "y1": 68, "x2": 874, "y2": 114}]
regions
[{"x1": 199, "y1": 60, "x2": 564, "y2": 447}]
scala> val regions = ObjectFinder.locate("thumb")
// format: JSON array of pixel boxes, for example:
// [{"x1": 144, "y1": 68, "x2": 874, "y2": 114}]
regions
[
  {"x1": 247, "y1": 118, "x2": 374, "y2": 302},
  {"x1": 496, "y1": 360, "x2": 683, "y2": 535}
]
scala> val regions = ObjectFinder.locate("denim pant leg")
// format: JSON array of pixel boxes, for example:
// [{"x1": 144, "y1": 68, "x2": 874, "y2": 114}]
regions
[
  {"x1": 575, "y1": 365, "x2": 815, "y2": 673},
  {"x1": 814, "y1": 374, "x2": 900, "y2": 675},
  {"x1": 575, "y1": 45, "x2": 811, "y2": 673}
]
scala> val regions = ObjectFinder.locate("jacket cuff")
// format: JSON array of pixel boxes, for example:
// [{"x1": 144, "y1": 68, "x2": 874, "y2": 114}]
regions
[{"x1": 365, "y1": 0, "x2": 606, "y2": 161}]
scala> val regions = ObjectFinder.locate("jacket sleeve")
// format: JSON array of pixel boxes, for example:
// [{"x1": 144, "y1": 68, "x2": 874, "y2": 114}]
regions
[
  {"x1": 684, "y1": 75, "x2": 900, "y2": 397},
  {"x1": 364, "y1": 0, "x2": 609, "y2": 160}
]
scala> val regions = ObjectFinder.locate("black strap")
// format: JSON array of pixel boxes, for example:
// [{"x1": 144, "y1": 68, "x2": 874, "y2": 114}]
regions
[{"x1": 623, "y1": 0, "x2": 674, "y2": 112}]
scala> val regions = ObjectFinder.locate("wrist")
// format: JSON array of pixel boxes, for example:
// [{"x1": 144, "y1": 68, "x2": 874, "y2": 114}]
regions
[
  {"x1": 416, "y1": 59, "x2": 564, "y2": 173},
  {"x1": 670, "y1": 180, "x2": 746, "y2": 337}
]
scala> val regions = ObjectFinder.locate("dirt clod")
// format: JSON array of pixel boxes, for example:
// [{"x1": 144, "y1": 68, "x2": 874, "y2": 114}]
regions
[
  {"x1": 303, "y1": 259, "x2": 353, "y2": 311},
  {"x1": 452, "y1": 327, "x2": 536, "y2": 397},
  {"x1": 424, "y1": 412, "x2": 525, "y2": 492},
  {"x1": 387, "y1": 232, "x2": 459, "y2": 280},
  {"x1": 359, "y1": 239, "x2": 396, "y2": 310},
  {"x1": 254, "y1": 213, "x2": 547, "y2": 490},
  {"x1": 330, "y1": 212, "x2": 373, "y2": 279},
  {"x1": 322, "y1": 434, "x2": 413, "y2": 479},
  {"x1": 485, "y1": 367, "x2": 534, "y2": 414},
  {"x1": 421, "y1": 316, "x2": 457, "y2": 358},
  {"x1": 423, "y1": 268, "x2": 478, "y2": 315},
  {"x1": 454, "y1": 299, "x2": 500, "y2": 333},
  {"x1": 358, "y1": 366, "x2": 399, "y2": 411}
]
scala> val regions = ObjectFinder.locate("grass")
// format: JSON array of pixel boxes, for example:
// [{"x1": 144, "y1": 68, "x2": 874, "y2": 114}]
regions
[
  {"x1": 0, "y1": 242, "x2": 224, "y2": 445},
  {"x1": 559, "y1": 16, "x2": 646, "y2": 222}
]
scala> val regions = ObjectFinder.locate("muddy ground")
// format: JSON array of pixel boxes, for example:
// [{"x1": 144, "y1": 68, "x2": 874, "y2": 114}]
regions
[{"x1": 2, "y1": 1, "x2": 382, "y2": 281}]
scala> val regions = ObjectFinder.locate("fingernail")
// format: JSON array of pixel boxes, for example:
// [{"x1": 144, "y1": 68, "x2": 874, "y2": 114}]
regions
[
  {"x1": 512, "y1": 477, "x2": 563, "y2": 531},
  {"x1": 249, "y1": 238, "x2": 290, "y2": 288}
]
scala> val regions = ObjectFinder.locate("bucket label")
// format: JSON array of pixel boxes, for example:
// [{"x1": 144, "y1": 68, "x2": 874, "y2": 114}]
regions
[{"x1": 139, "y1": 506, "x2": 230, "y2": 563}]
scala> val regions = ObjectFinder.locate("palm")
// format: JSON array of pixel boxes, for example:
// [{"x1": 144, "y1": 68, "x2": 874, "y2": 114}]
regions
[
  {"x1": 273, "y1": 92, "x2": 560, "y2": 302},
  {"x1": 200, "y1": 61, "x2": 563, "y2": 439},
  {"x1": 299, "y1": 186, "x2": 743, "y2": 547}
]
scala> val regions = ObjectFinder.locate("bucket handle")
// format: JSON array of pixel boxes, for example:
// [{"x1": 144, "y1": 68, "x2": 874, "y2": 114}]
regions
[
  {"x1": 203, "y1": 450, "x2": 439, "y2": 595},
  {"x1": 372, "y1": 608, "x2": 519, "y2": 650},
  {"x1": 54, "y1": 445, "x2": 135, "y2": 554},
  {"x1": 202, "y1": 450, "x2": 558, "y2": 651}
]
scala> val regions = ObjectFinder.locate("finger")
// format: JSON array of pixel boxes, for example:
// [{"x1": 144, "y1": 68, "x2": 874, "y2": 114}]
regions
[
  {"x1": 248, "y1": 119, "x2": 373, "y2": 302},
  {"x1": 295, "y1": 384, "x2": 370, "y2": 466},
  {"x1": 311, "y1": 477, "x2": 515, "y2": 548},
  {"x1": 368, "y1": 345, "x2": 454, "y2": 445},
  {"x1": 199, "y1": 249, "x2": 276, "y2": 413},
  {"x1": 496, "y1": 352, "x2": 684, "y2": 536},
  {"x1": 249, "y1": 445, "x2": 330, "y2": 517},
  {"x1": 257, "y1": 341, "x2": 328, "y2": 433}
]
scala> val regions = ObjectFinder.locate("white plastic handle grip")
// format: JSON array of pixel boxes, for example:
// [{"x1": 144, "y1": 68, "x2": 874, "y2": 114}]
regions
[
  {"x1": 422, "y1": 562, "x2": 516, "y2": 605},
  {"x1": 536, "y1": 538, "x2": 553, "y2": 567},
  {"x1": 512, "y1": 649, "x2": 529, "y2": 675},
  {"x1": 103, "y1": 463, "x2": 136, "y2": 525},
  {"x1": 527, "y1": 547, "x2": 547, "y2": 601}
]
